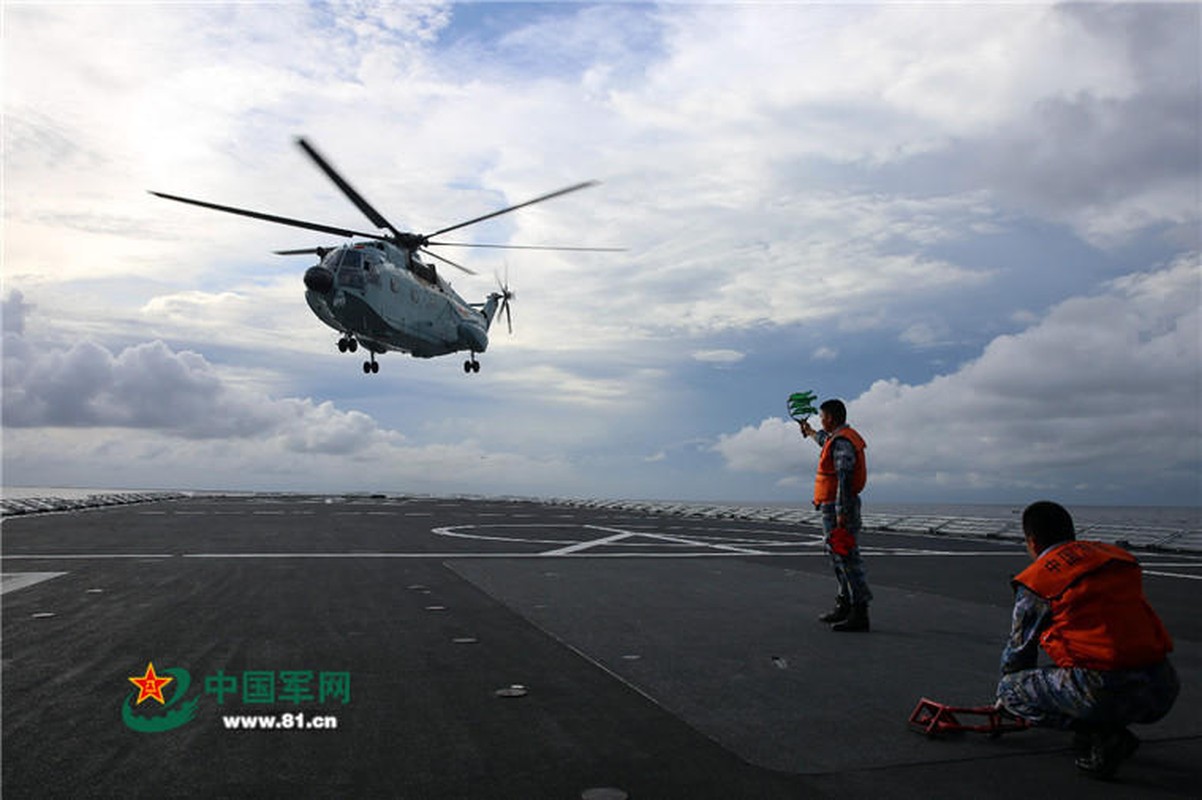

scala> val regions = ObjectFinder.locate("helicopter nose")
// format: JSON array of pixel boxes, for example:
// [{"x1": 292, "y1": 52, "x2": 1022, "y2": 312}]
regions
[{"x1": 304, "y1": 266, "x2": 335, "y2": 294}]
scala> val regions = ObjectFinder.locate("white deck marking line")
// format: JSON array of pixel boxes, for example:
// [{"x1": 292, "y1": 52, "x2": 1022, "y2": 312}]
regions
[
  {"x1": 433, "y1": 525, "x2": 576, "y2": 546},
  {"x1": 623, "y1": 530, "x2": 816, "y2": 546},
  {"x1": 619, "y1": 528, "x2": 769, "y2": 556},
  {"x1": 1144, "y1": 570, "x2": 1202, "y2": 581},
  {"x1": 541, "y1": 529, "x2": 636, "y2": 556},
  {"x1": 181, "y1": 552, "x2": 819, "y2": 559},
  {"x1": 1, "y1": 572, "x2": 68, "y2": 594},
  {"x1": 1, "y1": 554, "x2": 173, "y2": 559},
  {"x1": 540, "y1": 525, "x2": 770, "y2": 556}
]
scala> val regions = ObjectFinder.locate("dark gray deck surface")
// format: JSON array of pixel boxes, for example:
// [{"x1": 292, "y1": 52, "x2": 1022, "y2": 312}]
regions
[{"x1": 2, "y1": 495, "x2": 1199, "y2": 798}]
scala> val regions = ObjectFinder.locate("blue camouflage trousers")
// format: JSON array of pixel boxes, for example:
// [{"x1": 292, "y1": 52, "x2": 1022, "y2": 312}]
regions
[
  {"x1": 997, "y1": 659, "x2": 1180, "y2": 730},
  {"x1": 820, "y1": 497, "x2": 872, "y2": 605}
]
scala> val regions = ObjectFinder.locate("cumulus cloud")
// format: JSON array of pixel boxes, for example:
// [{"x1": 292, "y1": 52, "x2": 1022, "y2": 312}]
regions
[
  {"x1": 1, "y1": 326, "x2": 384, "y2": 449},
  {"x1": 713, "y1": 257, "x2": 1201, "y2": 502},
  {"x1": 1, "y1": 290, "x2": 588, "y2": 493},
  {"x1": 867, "y1": 3, "x2": 1201, "y2": 249},
  {"x1": 713, "y1": 417, "x2": 803, "y2": 477},
  {"x1": 2, "y1": 290, "x2": 33, "y2": 335},
  {"x1": 0, "y1": 341, "x2": 582, "y2": 494}
]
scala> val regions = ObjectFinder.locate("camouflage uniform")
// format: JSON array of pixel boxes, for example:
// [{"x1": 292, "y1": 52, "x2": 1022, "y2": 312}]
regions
[
  {"x1": 996, "y1": 585, "x2": 1179, "y2": 729},
  {"x1": 814, "y1": 429, "x2": 872, "y2": 606}
]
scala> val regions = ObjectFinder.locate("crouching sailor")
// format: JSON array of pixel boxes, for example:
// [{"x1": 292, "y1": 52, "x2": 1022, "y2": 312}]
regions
[{"x1": 996, "y1": 501, "x2": 1179, "y2": 779}]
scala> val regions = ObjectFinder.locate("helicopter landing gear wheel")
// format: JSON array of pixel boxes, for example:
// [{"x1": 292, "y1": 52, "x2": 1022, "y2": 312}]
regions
[{"x1": 464, "y1": 355, "x2": 481, "y2": 374}]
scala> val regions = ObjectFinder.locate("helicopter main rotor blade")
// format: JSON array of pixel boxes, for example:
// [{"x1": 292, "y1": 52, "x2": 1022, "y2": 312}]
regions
[
  {"x1": 149, "y1": 191, "x2": 384, "y2": 240},
  {"x1": 425, "y1": 181, "x2": 600, "y2": 239},
  {"x1": 418, "y1": 247, "x2": 478, "y2": 276},
  {"x1": 427, "y1": 241, "x2": 626, "y2": 252},
  {"x1": 295, "y1": 137, "x2": 406, "y2": 241}
]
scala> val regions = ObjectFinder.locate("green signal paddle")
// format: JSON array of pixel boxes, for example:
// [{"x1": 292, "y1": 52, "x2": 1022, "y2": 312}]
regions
[{"x1": 787, "y1": 390, "x2": 818, "y2": 422}]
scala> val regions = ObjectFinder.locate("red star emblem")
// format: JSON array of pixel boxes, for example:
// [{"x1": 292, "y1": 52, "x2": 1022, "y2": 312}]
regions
[{"x1": 128, "y1": 661, "x2": 174, "y2": 705}]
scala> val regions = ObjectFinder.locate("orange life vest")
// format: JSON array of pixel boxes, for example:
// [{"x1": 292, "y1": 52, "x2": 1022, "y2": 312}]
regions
[
  {"x1": 1012, "y1": 541, "x2": 1173, "y2": 671},
  {"x1": 813, "y1": 426, "x2": 867, "y2": 506}
]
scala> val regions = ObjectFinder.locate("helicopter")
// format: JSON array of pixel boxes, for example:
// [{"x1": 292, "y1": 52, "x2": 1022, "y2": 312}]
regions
[{"x1": 151, "y1": 137, "x2": 618, "y2": 374}]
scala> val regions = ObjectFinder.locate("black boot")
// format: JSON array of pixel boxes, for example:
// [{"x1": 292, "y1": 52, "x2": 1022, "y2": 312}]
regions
[
  {"x1": 1075, "y1": 727, "x2": 1139, "y2": 779},
  {"x1": 818, "y1": 597, "x2": 851, "y2": 623},
  {"x1": 831, "y1": 602, "x2": 869, "y2": 632}
]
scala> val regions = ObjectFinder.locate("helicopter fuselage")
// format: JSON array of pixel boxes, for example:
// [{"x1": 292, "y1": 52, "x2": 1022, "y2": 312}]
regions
[{"x1": 303, "y1": 241, "x2": 498, "y2": 360}]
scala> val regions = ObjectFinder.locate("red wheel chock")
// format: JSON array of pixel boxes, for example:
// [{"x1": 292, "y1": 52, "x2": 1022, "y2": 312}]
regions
[{"x1": 908, "y1": 697, "x2": 1031, "y2": 738}]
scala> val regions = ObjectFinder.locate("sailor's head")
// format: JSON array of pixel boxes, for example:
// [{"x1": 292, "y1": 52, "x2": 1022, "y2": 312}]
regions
[
  {"x1": 818, "y1": 398, "x2": 846, "y2": 433},
  {"x1": 1021, "y1": 500, "x2": 1075, "y2": 558}
]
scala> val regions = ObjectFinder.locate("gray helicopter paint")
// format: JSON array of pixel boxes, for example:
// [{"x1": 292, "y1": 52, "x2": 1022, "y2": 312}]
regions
[{"x1": 305, "y1": 242, "x2": 497, "y2": 358}]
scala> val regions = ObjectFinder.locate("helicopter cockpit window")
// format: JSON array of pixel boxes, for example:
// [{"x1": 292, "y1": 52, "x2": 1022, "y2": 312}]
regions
[{"x1": 334, "y1": 249, "x2": 365, "y2": 290}]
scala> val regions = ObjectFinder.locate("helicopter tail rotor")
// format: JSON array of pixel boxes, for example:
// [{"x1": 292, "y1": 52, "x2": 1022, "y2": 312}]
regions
[{"x1": 495, "y1": 268, "x2": 515, "y2": 335}]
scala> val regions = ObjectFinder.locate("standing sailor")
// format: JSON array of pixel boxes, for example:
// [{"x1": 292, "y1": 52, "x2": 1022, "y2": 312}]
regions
[{"x1": 800, "y1": 398, "x2": 872, "y2": 632}]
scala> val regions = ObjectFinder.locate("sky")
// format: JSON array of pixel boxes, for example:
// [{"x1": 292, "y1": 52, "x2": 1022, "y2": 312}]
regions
[{"x1": 3, "y1": 1, "x2": 1199, "y2": 507}]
